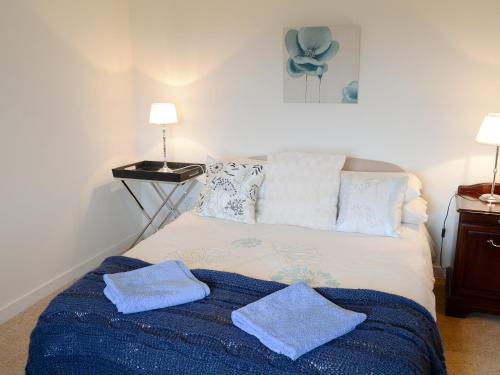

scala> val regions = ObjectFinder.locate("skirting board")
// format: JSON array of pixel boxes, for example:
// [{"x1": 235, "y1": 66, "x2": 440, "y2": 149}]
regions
[{"x1": 0, "y1": 232, "x2": 138, "y2": 325}]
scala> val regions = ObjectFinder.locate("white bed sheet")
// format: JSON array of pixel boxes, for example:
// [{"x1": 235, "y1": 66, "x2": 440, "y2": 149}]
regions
[{"x1": 124, "y1": 212, "x2": 436, "y2": 318}]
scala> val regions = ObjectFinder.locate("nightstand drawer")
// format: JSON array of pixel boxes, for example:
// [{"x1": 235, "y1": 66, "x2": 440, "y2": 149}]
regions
[
  {"x1": 460, "y1": 211, "x2": 500, "y2": 226},
  {"x1": 457, "y1": 225, "x2": 500, "y2": 297},
  {"x1": 447, "y1": 187, "x2": 500, "y2": 317}
]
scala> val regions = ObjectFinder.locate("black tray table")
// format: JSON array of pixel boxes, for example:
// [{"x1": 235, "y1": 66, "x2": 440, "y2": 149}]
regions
[
  {"x1": 112, "y1": 161, "x2": 205, "y2": 249},
  {"x1": 112, "y1": 161, "x2": 205, "y2": 183}
]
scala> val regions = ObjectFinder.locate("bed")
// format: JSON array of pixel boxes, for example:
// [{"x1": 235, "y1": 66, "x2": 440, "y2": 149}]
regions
[
  {"x1": 26, "y1": 157, "x2": 445, "y2": 374},
  {"x1": 125, "y1": 212, "x2": 437, "y2": 319}
]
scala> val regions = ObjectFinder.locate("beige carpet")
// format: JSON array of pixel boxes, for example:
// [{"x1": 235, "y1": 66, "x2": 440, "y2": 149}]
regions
[
  {"x1": 0, "y1": 288, "x2": 61, "y2": 375},
  {"x1": 434, "y1": 280, "x2": 500, "y2": 374},
  {"x1": 0, "y1": 281, "x2": 499, "y2": 374}
]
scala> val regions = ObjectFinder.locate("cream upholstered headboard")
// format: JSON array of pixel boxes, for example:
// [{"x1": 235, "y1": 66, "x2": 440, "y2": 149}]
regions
[
  {"x1": 343, "y1": 157, "x2": 404, "y2": 172},
  {"x1": 249, "y1": 155, "x2": 404, "y2": 172}
]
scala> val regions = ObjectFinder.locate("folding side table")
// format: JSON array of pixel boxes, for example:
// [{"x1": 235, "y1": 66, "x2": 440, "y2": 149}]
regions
[{"x1": 112, "y1": 161, "x2": 205, "y2": 249}]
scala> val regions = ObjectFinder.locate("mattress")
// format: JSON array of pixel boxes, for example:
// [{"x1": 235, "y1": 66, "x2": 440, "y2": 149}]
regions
[{"x1": 125, "y1": 211, "x2": 436, "y2": 318}]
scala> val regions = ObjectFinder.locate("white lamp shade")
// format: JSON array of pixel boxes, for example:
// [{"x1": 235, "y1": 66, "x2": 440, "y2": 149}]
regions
[
  {"x1": 149, "y1": 103, "x2": 178, "y2": 125},
  {"x1": 476, "y1": 113, "x2": 500, "y2": 145}
]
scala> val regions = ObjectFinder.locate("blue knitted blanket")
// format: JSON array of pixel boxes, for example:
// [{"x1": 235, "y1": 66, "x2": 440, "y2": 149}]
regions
[{"x1": 27, "y1": 256, "x2": 446, "y2": 374}]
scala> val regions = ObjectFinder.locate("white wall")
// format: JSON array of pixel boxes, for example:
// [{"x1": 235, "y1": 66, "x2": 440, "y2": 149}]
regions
[
  {"x1": 0, "y1": 1, "x2": 141, "y2": 323},
  {"x1": 129, "y1": 0, "x2": 500, "y2": 267}
]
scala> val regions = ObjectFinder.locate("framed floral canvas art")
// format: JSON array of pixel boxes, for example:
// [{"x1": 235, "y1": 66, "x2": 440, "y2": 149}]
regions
[{"x1": 283, "y1": 25, "x2": 360, "y2": 103}]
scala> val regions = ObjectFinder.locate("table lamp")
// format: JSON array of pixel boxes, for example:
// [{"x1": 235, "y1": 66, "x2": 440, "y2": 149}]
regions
[
  {"x1": 149, "y1": 103, "x2": 178, "y2": 172},
  {"x1": 476, "y1": 113, "x2": 500, "y2": 203}
]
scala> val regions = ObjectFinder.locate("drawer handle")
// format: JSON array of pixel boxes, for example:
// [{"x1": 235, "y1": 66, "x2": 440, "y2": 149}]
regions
[
  {"x1": 497, "y1": 219, "x2": 500, "y2": 224},
  {"x1": 487, "y1": 239, "x2": 500, "y2": 248}
]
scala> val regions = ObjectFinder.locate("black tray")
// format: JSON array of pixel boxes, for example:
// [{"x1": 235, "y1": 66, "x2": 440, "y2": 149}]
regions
[{"x1": 112, "y1": 161, "x2": 205, "y2": 183}]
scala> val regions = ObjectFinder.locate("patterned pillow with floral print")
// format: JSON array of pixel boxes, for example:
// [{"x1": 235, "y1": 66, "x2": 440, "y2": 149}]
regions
[{"x1": 195, "y1": 160, "x2": 265, "y2": 224}]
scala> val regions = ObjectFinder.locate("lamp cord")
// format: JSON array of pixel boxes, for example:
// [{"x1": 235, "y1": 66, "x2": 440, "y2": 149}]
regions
[{"x1": 439, "y1": 192, "x2": 457, "y2": 269}]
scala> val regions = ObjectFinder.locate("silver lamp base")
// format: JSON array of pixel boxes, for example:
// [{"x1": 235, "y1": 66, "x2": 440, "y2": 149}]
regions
[
  {"x1": 159, "y1": 126, "x2": 172, "y2": 173},
  {"x1": 479, "y1": 193, "x2": 500, "y2": 203},
  {"x1": 159, "y1": 166, "x2": 173, "y2": 173}
]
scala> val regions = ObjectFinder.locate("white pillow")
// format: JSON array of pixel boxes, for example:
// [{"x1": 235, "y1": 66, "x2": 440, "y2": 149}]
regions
[
  {"x1": 405, "y1": 173, "x2": 422, "y2": 202},
  {"x1": 402, "y1": 197, "x2": 428, "y2": 225},
  {"x1": 339, "y1": 171, "x2": 421, "y2": 203},
  {"x1": 336, "y1": 172, "x2": 408, "y2": 237},
  {"x1": 257, "y1": 152, "x2": 346, "y2": 230},
  {"x1": 206, "y1": 156, "x2": 269, "y2": 213},
  {"x1": 256, "y1": 164, "x2": 421, "y2": 211},
  {"x1": 195, "y1": 160, "x2": 265, "y2": 223},
  {"x1": 202, "y1": 156, "x2": 267, "y2": 181}
]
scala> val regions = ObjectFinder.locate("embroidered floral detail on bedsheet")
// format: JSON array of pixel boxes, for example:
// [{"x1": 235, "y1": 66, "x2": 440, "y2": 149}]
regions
[
  {"x1": 269, "y1": 242, "x2": 319, "y2": 264},
  {"x1": 272, "y1": 266, "x2": 340, "y2": 288},
  {"x1": 171, "y1": 248, "x2": 231, "y2": 267},
  {"x1": 230, "y1": 237, "x2": 263, "y2": 248}
]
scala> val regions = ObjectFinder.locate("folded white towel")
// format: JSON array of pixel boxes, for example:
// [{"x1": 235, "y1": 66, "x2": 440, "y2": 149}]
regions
[
  {"x1": 232, "y1": 282, "x2": 366, "y2": 360},
  {"x1": 103, "y1": 260, "x2": 210, "y2": 314}
]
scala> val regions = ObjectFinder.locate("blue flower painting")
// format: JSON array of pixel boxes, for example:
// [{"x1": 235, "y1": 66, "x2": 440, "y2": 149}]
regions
[
  {"x1": 285, "y1": 27, "x2": 339, "y2": 102},
  {"x1": 342, "y1": 81, "x2": 359, "y2": 103},
  {"x1": 283, "y1": 25, "x2": 361, "y2": 103}
]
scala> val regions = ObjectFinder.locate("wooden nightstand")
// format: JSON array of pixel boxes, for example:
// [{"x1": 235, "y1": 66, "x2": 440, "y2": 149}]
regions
[{"x1": 446, "y1": 183, "x2": 500, "y2": 317}]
